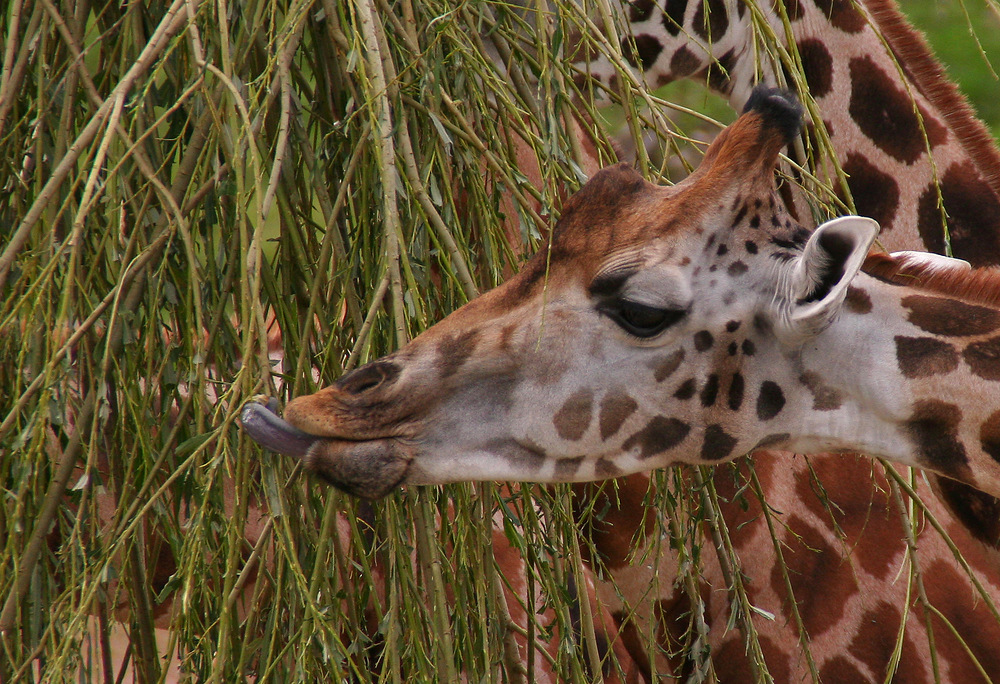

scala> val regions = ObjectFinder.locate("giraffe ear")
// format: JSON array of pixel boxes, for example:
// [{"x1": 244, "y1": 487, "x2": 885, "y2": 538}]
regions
[{"x1": 779, "y1": 216, "x2": 879, "y2": 344}]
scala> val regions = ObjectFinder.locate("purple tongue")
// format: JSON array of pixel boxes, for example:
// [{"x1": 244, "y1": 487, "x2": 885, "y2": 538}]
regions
[{"x1": 241, "y1": 401, "x2": 317, "y2": 458}]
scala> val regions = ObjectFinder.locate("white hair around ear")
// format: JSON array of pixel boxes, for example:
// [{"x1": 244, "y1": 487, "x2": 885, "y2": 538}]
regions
[
  {"x1": 888, "y1": 251, "x2": 972, "y2": 274},
  {"x1": 779, "y1": 216, "x2": 879, "y2": 345}
]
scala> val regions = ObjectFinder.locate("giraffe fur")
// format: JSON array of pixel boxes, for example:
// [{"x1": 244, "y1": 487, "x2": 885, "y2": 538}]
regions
[{"x1": 244, "y1": 87, "x2": 1000, "y2": 680}]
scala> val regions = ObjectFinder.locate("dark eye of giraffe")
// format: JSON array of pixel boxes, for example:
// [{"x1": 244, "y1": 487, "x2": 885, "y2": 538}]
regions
[{"x1": 603, "y1": 300, "x2": 686, "y2": 338}]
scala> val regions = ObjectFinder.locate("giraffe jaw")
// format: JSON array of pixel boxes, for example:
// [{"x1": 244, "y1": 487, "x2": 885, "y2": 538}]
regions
[{"x1": 241, "y1": 400, "x2": 412, "y2": 499}]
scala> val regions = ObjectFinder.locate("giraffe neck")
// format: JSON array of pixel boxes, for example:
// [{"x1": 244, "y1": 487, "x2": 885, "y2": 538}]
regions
[
  {"x1": 774, "y1": 260, "x2": 1000, "y2": 495},
  {"x1": 603, "y1": 0, "x2": 1000, "y2": 263}
]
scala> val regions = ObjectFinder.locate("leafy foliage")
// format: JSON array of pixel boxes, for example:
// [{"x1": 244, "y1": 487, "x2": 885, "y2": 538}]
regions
[{"x1": 1, "y1": 0, "x2": 998, "y2": 682}]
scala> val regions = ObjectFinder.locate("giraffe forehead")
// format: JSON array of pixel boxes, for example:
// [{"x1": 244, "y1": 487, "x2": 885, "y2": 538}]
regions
[
  {"x1": 549, "y1": 165, "x2": 757, "y2": 269},
  {"x1": 549, "y1": 167, "x2": 679, "y2": 264},
  {"x1": 552, "y1": 191, "x2": 766, "y2": 288}
]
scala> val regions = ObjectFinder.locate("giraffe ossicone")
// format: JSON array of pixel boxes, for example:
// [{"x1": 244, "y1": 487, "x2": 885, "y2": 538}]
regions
[{"x1": 242, "y1": 87, "x2": 1000, "y2": 500}]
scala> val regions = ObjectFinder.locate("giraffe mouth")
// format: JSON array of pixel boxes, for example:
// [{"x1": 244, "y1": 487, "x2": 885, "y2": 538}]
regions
[{"x1": 241, "y1": 400, "x2": 412, "y2": 499}]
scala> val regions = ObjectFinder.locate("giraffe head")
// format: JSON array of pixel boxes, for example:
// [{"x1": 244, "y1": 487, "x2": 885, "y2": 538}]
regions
[{"x1": 242, "y1": 88, "x2": 879, "y2": 498}]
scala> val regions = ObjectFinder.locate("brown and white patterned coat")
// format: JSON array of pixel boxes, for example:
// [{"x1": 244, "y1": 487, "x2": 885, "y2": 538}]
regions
[{"x1": 245, "y1": 89, "x2": 1000, "y2": 681}]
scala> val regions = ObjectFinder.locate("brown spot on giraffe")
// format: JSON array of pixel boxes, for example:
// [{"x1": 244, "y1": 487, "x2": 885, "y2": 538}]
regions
[
  {"x1": 980, "y1": 410, "x2": 1000, "y2": 466},
  {"x1": 841, "y1": 153, "x2": 901, "y2": 230},
  {"x1": 555, "y1": 456, "x2": 585, "y2": 480},
  {"x1": 797, "y1": 38, "x2": 833, "y2": 98},
  {"x1": 627, "y1": 0, "x2": 655, "y2": 22},
  {"x1": 798, "y1": 371, "x2": 843, "y2": 410},
  {"x1": 714, "y1": 457, "x2": 780, "y2": 551},
  {"x1": 653, "y1": 595, "x2": 695, "y2": 679},
  {"x1": 935, "y1": 477, "x2": 1000, "y2": 547},
  {"x1": 902, "y1": 295, "x2": 1000, "y2": 337},
  {"x1": 848, "y1": 602, "x2": 927, "y2": 682},
  {"x1": 756, "y1": 380, "x2": 785, "y2": 420},
  {"x1": 673, "y1": 378, "x2": 697, "y2": 400},
  {"x1": 844, "y1": 285, "x2": 872, "y2": 313},
  {"x1": 894, "y1": 335, "x2": 960, "y2": 378},
  {"x1": 621, "y1": 34, "x2": 663, "y2": 71},
  {"x1": 498, "y1": 324, "x2": 517, "y2": 352},
  {"x1": 573, "y1": 474, "x2": 654, "y2": 569},
  {"x1": 731, "y1": 203, "x2": 749, "y2": 228},
  {"x1": 819, "y1": 656, "x2": 867, "y2": 683},
  {"x1": 661, "y1": 0, "x2": 687, "y2": 35},
  {"x1": 904, "y1": 400, "x2": 969, "y2": 476},
  {"x1": 771, "y1": 514, "x2": 860, "y2": 637},
  {"x1": 784, "y1": 0, "x2": 804, "y2": 21},
  {"x1": 699, "y1": 374, "x2": 719, "y2": 407},
  {"x1": 595, "y1": 458, "x2": 621, "y2": 478},
  {"x1": 651, "y1": 348, "x2": 685, "y2": 382},
  {"x1": 727, "y1": 372, "x2": 745, "y2": 411},
  {"x1": 701, "y1": 424, "x2": 738, "y2": 460},
  {"x1": 917, "y1": 162, "x2": 1000, "y2": 266},
  {"x1": 669, "y1": 46, "x2": 701, "y2": 79},
  {"x1": 726, "y1": 260, "x2": 748, "y2": 276},
  {"x1": 849, "y1": 56, "x2": 943, "y2": 165},
  {"x1": 553, "y1": 388, "x2": 594, "y2": 441},
  {"x1": 813, "y1": 0, "x2": 867, "y2": 33},
  {"x1": 713, "y1": 635, "x2": 791, "y2": 683},
  {"x1": 608, "y1": 609, "x2": 651, "y2": 682},
  {"x1": 598, "y1": 390, "x2": 638, "y2": 440},
  {"x1": 923, "y1": 559, "x2": 1000, "y2": 680},
  {"x1": 494, "y1": 437, "x2": 547, "y2": 471},
  {"x1": 962, "y1": 335, "x2": 1000, "y2": 381},
  {"x1": 623, "y1": 416, "x2": 691, "y2": 459},
  {"x1": 795, "y1": 456, "x2": 903, "y2": 580},
  {"x1": 692, "y1": 0, "x2": 729, "y2": 41},
  {"x1": 702, "y1": 49, "x2": 738, "y2": 92},
  {"x1": 654, "y1": 585, "x2": 713, "y2": 679},
  {"x1": 713, "y1": 458, "x2": 771, "y2": 550}
]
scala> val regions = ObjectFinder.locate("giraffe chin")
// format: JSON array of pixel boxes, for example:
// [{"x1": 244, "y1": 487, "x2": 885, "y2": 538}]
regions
[
  {"x1": 241, "y1": 401, "x2": 411, "y2": 499},
  {"x1": 304, "y1": 438, "x2": 413, "y2": 500}
]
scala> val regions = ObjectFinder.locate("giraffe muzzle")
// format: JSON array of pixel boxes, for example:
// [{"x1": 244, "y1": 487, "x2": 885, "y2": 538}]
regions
[{"x1": 241, "y1": 400, "x2": 413, "y2": 499}]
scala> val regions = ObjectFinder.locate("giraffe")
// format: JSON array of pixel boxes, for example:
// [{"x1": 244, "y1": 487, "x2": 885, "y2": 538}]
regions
[
  {"x1": 558, "y1": 1, "x2": 1000, "y2": 677},
  {"x1": 571, "y1": 0, "x2": 1000, "y2": 266},
  {"x1": 243, "y1": 89, "x2": 1000, "y2": 681}
]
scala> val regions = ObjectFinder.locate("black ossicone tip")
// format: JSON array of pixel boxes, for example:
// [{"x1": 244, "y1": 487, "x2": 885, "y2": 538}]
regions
[{"x1": 742, "y1": 85, "x2": 804, "y2": 144}]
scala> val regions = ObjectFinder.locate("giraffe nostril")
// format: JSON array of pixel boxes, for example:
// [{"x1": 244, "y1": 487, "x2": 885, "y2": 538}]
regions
[{"x1": 336, "y1": 361, "x2": 400, "y2": 395}]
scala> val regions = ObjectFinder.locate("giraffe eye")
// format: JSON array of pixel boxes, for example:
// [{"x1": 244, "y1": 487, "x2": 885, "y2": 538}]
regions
[{"x1": 605, "y1": 300, "x2": 686, "y2": 338}]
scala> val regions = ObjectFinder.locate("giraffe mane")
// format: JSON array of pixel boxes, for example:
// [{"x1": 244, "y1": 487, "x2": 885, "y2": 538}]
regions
[
  {"x1": 863, "y1": 251, "x2": 1000, "y2": 308},
  {"x1": 862, "y1": 0, "x2": 1000, "y2": 195}
]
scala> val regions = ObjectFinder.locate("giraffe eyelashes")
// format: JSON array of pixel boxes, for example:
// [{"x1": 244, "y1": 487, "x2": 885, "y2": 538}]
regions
[
  {"x1": 592, "y1": 264, "x2": 693, "y2": 338},
  {"x1": 601, "y1": 299, "x2": 687, "y2": 338}
]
